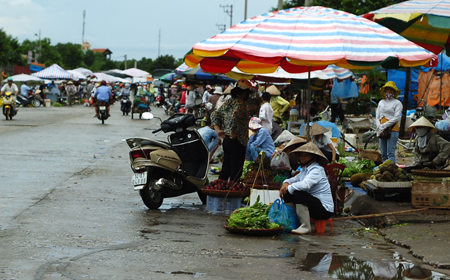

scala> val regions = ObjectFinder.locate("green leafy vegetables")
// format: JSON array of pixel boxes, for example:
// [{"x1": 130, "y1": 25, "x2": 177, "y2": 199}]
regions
[
  {"x1": 227, "y1": 196, "x2": 280, "y2": 230},
  {"x1": 338, "y1": 158, "x2": 376, "y2": 178}
]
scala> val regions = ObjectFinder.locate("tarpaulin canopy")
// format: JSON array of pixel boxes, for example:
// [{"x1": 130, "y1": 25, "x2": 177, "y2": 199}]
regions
[
  {"x1": 32, "y1": 64, "x2": 74, "y2": 80},
  {"x1": 67, "y1": 70, "x2": 87, "y2": 80},
  {"x1": 364, "y1": 0, "x2": 450, "y2": 55},
  {"x1": 1, "y1": 74, "x2": 44, "y2": 84},
  {"x1": 72, "y1": 67, "x2": 93, "y2": 76},
  {"x1": 185, "y1": 6, "x2": 438, "y2": 75},
  {"x1": 122, "y1": 68, "x2": 149, "y2": 77}
]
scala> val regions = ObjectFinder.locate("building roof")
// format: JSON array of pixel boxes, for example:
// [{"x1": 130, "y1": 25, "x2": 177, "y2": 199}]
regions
[{"x1": 92, "y1": 48, "x2": 112, "y2": 55}]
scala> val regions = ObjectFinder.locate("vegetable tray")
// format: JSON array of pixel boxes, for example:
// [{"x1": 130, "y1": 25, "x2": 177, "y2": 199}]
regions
[
  {"x1": 411, "y1": 170, "x2": 450, "y2": 177},
  {"x1": 224, "y1": 225, "x2": 284, "y2": 236},
  {"x1": 201, "y1": 189, "x2": 250, "y2": 198}
]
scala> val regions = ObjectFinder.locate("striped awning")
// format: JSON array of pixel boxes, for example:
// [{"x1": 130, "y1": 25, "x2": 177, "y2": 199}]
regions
[
  {"x1": 185, "y1": 6, "x2": 438, "y2": 74},
  {"x1": 364, "y1": 0, "x2": 450, "y2": 54},
  {"x1": 32, "y1": 64, "x2": 74, "y2": 80}
]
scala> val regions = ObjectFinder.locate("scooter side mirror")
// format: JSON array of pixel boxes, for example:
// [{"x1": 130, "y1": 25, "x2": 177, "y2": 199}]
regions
[{"x1": 142, "y1": 112, "x2": 154, "y2": 120}]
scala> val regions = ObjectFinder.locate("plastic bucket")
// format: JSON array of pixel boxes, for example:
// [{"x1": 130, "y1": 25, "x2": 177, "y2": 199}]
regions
[{"x1": 45, "y1": 99, "x2": 51, "y2": 107}]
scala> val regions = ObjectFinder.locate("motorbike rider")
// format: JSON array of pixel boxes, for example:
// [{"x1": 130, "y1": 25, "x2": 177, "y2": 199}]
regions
[
  {"x1": 66, "y1": 81, "x2": 77, "y2": 106},
  {"x1": 120, "y1": 83, "x2": 131, "y2": 97},
  {"x1": 1, "y1": 77, "x2": 19, "y2": 97},
  {"x1": 20, "y1": 81, "x2": 32, "y2": 97},
  {"x1": 1, "y1": 77, "x2": 19, "y2": 108},
  {"x1": 93, "y1": 80, "x2": 112, "y2": 118}
]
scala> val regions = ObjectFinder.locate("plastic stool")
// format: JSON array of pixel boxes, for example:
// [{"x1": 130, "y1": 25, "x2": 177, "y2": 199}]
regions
[{"x1": 310, "y1": 218, "x2": 333, "y2": 234}]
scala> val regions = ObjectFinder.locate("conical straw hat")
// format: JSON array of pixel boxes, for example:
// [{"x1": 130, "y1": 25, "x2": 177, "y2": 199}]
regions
[
  {"x1": 407, "y1": 116, "x2": 437, "y2": 132},
  {"x1": 282, "y1": 136, "x2": 307, "y2": 154},
  {"x1": 266, "y1": 85, "x2": 281, "y2": 96},
  {"x1": 310, "y1": 123, "x2": 329, "y2": 136},
  {"x1": 290, "y1": 142, "x2": 329, "y2": 166}
]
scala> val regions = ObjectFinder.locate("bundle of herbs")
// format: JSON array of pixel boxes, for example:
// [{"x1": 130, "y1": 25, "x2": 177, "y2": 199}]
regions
[{"x1": 227, "y1": 196, "x2": 280, "y2": 230}]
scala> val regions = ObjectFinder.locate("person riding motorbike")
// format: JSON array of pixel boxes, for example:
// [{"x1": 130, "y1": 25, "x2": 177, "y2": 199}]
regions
[
  {"x1": 93, "y1": 80, "x2": 112, "y2": 118},
  {"x1": 1, "y1": 77, "x2": 19, "y2": 108}
]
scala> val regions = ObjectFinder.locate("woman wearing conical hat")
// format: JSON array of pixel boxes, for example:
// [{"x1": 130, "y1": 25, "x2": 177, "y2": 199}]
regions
[
  {"x1": 376, "y1": 81, "x2": 403, "y2": 162},
  {"x1": 280, "y1": 142, "x2": 334, "y2": 235},
  {"x1": 404, "y1": 117, "x2": 450, "y2": 172},
  {"x1": 310, "y1": 123, "x2": 340, "y2": 163}
]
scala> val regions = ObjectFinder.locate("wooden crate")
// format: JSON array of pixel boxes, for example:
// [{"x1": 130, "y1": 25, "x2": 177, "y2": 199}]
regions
[{"x1": 412, "y1": 182, "x2": 450, "y2": 209}]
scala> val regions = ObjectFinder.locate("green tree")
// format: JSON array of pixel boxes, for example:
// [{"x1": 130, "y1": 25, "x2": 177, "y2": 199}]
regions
[
  {"x1": 34, "y1": 38, "x2": 63, "y2": 66},
  {"x1": 55, "y1": 42, "x2": 84, "y2": 69},
  {"x1": 150, "y1": 55, "x2": 177, "y2": 72},
  {"x1": 83, "y1": 50, "x2": 95, "y2": 67},
  {"x1": 0, "y1": 28, "x2": 24, "y2": 66}
]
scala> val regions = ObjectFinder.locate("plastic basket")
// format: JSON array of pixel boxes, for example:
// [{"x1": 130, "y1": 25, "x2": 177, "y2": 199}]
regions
[{"x1": 206, "y1": 196, "x2": 241, "y2": 215}]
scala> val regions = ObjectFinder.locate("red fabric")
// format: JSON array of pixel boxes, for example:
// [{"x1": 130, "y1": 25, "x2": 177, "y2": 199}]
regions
[{"x1": 180, "y1": 91, "x2": 186, "y2": 104}]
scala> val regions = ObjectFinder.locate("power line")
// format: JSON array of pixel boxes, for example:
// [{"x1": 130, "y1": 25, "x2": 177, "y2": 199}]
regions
[
  {"x1": 220, "y1": 4, "x2": 233, "y2": 28},
  {"x1": 216, "y1": 24, "x2": 226, "y2": 32}
]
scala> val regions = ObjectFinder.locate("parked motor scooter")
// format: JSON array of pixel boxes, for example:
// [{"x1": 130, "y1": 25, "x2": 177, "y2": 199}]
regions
[
  {"x1": 120, "y1": 95, "x2": 131, "y2": 115},
  {"x1": 3, "y1": 92, "x2": 17, "y2": 120},
  {"x1": 127, "y1": 112, "x2": 209, "y2": 209},
  {"x1": 155, "y1": 92, "x2": 165, "y2": 107},
  {"x1": 16, "y1": 93, "x2": 41, "y2": 107}
]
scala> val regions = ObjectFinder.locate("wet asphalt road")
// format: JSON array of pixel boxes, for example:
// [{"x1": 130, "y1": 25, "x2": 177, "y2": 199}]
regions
[{"x1": 0, "y1": 104, "x2": 448, "y2": 280}]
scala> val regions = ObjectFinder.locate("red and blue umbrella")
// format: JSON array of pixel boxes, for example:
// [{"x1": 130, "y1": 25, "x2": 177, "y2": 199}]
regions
[
  {"x1": 32, "y1": 64, "x2": 74, "y2": 80},
  {"x1": 185, "y1": 6, "x2": 438, "y2": 74}
]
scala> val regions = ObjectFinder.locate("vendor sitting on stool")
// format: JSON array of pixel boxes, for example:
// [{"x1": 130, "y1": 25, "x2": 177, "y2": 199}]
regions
[
  {"x1": 404, "y1": 117, "x2": 450, "y2": 172},
  {"x1": 246, "y1": 117, "x2": 275, "y2": 161},
  {"x1": 310, "y1": 123, "x2": 339, "y2": 163},
  {"x1": 280, "y1": 142, "x2": 334, "y2": 235}
]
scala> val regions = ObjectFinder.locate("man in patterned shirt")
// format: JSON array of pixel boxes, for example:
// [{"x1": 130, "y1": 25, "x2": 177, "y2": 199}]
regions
[{"x1": 211, "y1": 79, "x2": 252, "y2": 182}]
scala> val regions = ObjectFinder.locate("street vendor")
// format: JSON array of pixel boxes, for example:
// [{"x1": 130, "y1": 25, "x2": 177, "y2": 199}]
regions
[
  {"x1": 376, "y1": 81, "x2": 403, "y2": 163},
  {"x1": 310, "y1": 123, "x2": 339, "y2": 163},
  {"x1": 246, "y1": 117, "x2": 275, "y2": 161},
  {"x1": 279, "y1": 142, "x2": 334, "y2": 235},
  {"x1": 267, "y1": 85, "x2": 290, "y2": 123},
  {"x1": 404, "y1": 117, "x2": 450, "y2": 172}
]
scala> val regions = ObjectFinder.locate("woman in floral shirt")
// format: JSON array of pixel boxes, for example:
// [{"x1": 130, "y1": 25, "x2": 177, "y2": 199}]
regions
[{"x1": 211, "y1": 79, "x2": 252, "y2": 182}]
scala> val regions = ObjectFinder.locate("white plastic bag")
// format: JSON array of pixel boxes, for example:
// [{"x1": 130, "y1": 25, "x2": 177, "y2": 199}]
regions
[
  {"x1": 274, "y1": 130, "x2": 295, "y2": 144},
  {"x1": 270, "y1": 152, "x2": 291, "y2": 171}
]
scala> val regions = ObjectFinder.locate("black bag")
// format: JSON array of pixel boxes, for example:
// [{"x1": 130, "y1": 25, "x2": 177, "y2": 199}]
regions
[{"x1": 379, "y1": 124, "x2": 394, "y2": 139}]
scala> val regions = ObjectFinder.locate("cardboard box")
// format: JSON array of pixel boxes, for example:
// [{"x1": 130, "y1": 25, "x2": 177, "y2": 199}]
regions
[{"x1": 412, "y1": 182, "x2": 450, "y2": 209}]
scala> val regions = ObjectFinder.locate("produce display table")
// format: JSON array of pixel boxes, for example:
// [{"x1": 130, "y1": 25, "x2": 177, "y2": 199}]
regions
[{"x1": 365, "y1": 179, "x2": 412, "y2": 201}]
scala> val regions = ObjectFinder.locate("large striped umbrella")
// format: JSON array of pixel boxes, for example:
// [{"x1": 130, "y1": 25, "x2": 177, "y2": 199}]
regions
[
  {"x1": 185, "y1": 6, "x2": 438, "y2": 74},
  {"x1": 364, "y1": 0, "x2": 450, "y2": 55},
  {"x1": 32, "y1": 64, "x2": 74, "y2": 80},
  {"x1": 174, "y1": 63, "x2": 192, "y2": 75}
]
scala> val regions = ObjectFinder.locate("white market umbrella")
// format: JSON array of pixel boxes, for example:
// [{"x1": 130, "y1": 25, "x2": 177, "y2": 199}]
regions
[
  {"x1": 67, "y1": 70, "x2": 87, "y2": 81},
  {"x1": 2, "y1": 74, "x2": 45, "y2": 84},
  {"x1": 122, "y1": 68, "x2": 149, "y2": 77},
  {"x1": 72, "y1": 67, "x2": 93, "y2": 76}
]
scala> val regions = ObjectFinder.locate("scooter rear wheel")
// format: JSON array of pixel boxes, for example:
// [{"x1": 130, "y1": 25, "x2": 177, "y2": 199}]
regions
[
  {"x1": 139, "y1": 179, "x2": 164, "y2": 209},
  {"x1": 31, "y1": 99, "x2": 41, "y2": 107}
]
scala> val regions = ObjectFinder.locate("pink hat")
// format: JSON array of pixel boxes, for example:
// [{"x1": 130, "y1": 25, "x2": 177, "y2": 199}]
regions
[
  {"x1": 249, "y1": 117, "x2": 262, "y2": 130},
  {"x1": 206, "y1": 85, "x2": 212, "y2": 89}
]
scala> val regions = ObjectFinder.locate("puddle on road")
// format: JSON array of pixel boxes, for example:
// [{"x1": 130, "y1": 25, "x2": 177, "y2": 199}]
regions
[{"x1": 299, "y1": 252, "x2": 449, "y2": 279}]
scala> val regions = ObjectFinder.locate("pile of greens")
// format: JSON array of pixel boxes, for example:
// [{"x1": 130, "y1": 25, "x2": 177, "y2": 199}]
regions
[
  {"x1": 227, "y1": 196, "x2": 280, "y2": 230},
  {"x1": 338, "y1": 158, "x2": 376, "y2": 178}
]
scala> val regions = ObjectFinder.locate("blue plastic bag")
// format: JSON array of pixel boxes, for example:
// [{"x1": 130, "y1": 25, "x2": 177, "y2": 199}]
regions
[{"x1": 268, "y1": 199, "x2": 299, "y2": 233}]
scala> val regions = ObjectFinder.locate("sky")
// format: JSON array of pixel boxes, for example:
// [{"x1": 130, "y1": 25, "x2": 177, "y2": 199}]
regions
[{"x1": 0, "y1": 0, "x2": 280, "y2": 62}]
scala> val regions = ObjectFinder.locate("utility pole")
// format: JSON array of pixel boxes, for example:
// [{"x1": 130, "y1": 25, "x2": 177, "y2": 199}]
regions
[
  {"x1": 124, "y1": 55, "x2": 127, "y2": 70},
  {"x1": 216, "y1": 24, "x2": 226, "y2": 32},
  {"x1": 244, "y1": 0, "x2": 247, "y2": 20},
  {"x1": 34, "y1": 30, "x2": 41, "y2": 63},
  {"x1": 220, "y1": 4, "x2": 233, "y2": 28},
  {"x1": 278, "y1": 0, "x2": 283, "y2": 10},
  {"x1": 158, "y1": 28, "x2": 161, "y2": 57},
  {"x1": 82, "y1": 10, "x2": 86, "y2": 44}
]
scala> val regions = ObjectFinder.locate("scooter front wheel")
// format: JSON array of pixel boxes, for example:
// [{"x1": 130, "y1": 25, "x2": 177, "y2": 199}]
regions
[
  {"x1": 139, "y1": 179, "x2": 163, "y2": 209},
  {"x1": 31, "y1": 99, "x2": 41, "y2": 107}
]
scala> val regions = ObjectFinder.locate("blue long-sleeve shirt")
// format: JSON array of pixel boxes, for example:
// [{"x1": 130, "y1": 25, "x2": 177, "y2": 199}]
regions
[
  {"x1": 283, "y1": 162, "x2": 334, "y2": 213},
  {"x1": 248, "y1": 127, "x2": 275, "y2": 156},
  {"x1": 94, "y1": 86, "x2": 112, "y2": 102},
  {"x1": 20, "y1": 84, "x2": 31, "y2": 97}
]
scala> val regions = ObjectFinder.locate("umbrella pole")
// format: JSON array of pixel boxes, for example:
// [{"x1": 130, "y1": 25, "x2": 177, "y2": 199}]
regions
[
  {"x1": 399, "y1": 67, "x2": 411, "y2": 138},
  {"x1": 306, "y1": 66, "x2": 311, "y2": 141}
]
